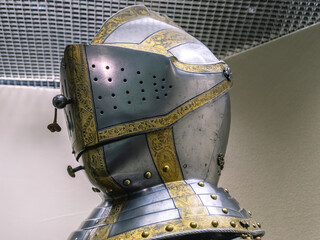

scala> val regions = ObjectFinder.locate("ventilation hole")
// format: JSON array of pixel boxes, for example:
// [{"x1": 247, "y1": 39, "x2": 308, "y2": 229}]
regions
[
  {"x1": 155, "y1": 89, "x2": 158, "y2": 92},
  {"x1": 121, "y1": 68, "x2": 124, "y2": 71},
  {"x1": 113, "y1": 106, "x2": 117, "y2": 109},
  {"x1": 98, "y1": 96, "x2": 102, "y2": 99},
  {"x1": 156, "y1": 96, "x2": 160, "y2": 99},
  {"x1": 153, "y1": 75, "x2": 156, "y2": 78},
  {"x1": 161, "y1": 86, "x2": 165, "y2": 89},
  {"x1": 128, "y1": 101, "x2": 131, "y2": 104},
  {"x1": 162, "y1": 78, "x2": 165, "y2": 81},
  {"x1": 94, "y1": 77, "x2": 98, "y2": 81},
  {"x1": 111, "y1": 93, "x2": 115, "y2": 97},
  {"x1": 142, "y1": 97, "x2": 146, "y2": 101},
  {"x1": 137, "y1": 71, "x2": 141, "y2": 74},
  {"x1": 108, "y1": 78, "x2": 112, "y2": 82},
  {"x1": 92, "y1": 64, "x2": 95, "y2": 68},
  {"x1": 123, "y1": 78, "x2": 127, "y2": 82},
  {"x1": 100, "y1": 111, "x2": 104, "y2": 114},
  {"x1": 126, "y1": 90, "x2": 130, "y2": 94},
  {"x1": 164, "y1": 93, "x2": 168, "y2": 96},
  {"x1": 141, "y1": 89, "x2": 145, "y2": 92},
  {"x1": 169, "y1": 85, "x2": 172, "y2": 88},
  {"x1": 106, "y1": 66, "x2": 109, "y2": 69},
  {"x1": 139, "y1": 81, "x2": 143, "y2": 84},
  {"x1": 153, "y1": 83, "x2": 157, "y2": 86}
]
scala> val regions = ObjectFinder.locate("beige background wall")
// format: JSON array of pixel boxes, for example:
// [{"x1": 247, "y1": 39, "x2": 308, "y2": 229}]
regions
[{"x1": 1, "y1": 23, "x2": 319, "y2": 239}]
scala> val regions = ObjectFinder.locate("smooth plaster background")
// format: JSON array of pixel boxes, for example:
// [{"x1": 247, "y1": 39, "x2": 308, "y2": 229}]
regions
[{"x1": 1, "y1": 23, "x2": 319, "y2": 239}]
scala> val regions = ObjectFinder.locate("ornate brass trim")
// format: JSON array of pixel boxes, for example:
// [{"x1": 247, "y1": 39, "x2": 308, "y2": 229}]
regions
[
  {"x1": 82, "y1": 147, "x2": 126, "y2": 197},
  {"x1": 90, "y1": 215, "x2": 258, "y2": 240},
  {"x1": 171, "y1": 56, "x2": 226, "y2": 73},
  {"x1": 98, "y1": 80, "x2": 232, "y2": 142},
  {"x1": 147, "y1": 128, "x2": 183, "y2": 183},
  {"x1": 64, "y1": 44, "x2": 98, "y2": 152},
  {"x1": 91, "y1": 6, "x2": 149, "y2": 44}
]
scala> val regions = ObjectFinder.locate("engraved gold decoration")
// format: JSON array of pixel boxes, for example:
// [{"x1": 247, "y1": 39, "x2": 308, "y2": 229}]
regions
[
  {"x1": 90, "y1": 201, "x2": 125, "y2": 240},
  {"x1": 91, "y1": 215, "x2": 257, "y2": 240},
  {"x1": 82, "y1": 147, "x2": 125, "y2": 197},
  {"x1": 91, "y1": 6, "x2": 149, "y2": 44},
  {"x1": 64, "y1": 44, "x2": 98, "y2": 153},
  {"x1": 171, "y1": 56, "x2": 226, "y2": 73},
  {"x1": 147, "y1": 128, "x2": 183, "y2": 182},
  {"x1": 98, "y1": 80, "x2": 232, "y2": 142}
]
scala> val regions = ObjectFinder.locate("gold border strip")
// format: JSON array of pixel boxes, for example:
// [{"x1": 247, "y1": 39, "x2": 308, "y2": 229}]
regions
[
  {"x1": 171, "y1": 56, "x2": 227, "y2": 73},
  {"x1": 64, "y1": 44, "x2": 98, "y2": 152},
  {"x1": 82, "y1": 147, "x2": 126, "y2": 197},
  {"x1": 147, "y1": 128, "x2": 184, "y2": 183},
  {"x1": 90, "y1": 200, "x2": 125, "y2": 240},
  {"x1": 98, "y1": 80, "x2": 232, "y2": 143},
  {"x1": 91, "y1": 6, "x2": 149, "y2": 44},
  {"x1": 91, "y1": 215, "x2": 259, "y2": 240}
]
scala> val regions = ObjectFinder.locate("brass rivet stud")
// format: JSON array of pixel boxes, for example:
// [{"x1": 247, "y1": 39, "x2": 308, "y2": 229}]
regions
[
  {"x1": 252, "y1": 223, "x2": 256, "y2": 228},
  {"x1": 211, "y1": 194, "x2": 217, "y2": 200},
  {"x1": 123, "y1": 179, "x2": 131, "y2": 186},
  {"x1": 108, "y1": 188, "x2": 113, "y2": 193},
  {"x1": 165, "y1": 225, "x2": 174, "y2": 232},
  {"x1": 144, "y1": 171, "x2": 152, "y2": 179},
  {"x1": 222, "y1": 208, "x2": 228, "y2": 214},
  {"x1": 257, "y1": 222, "x2": 261, "y2": 228},
  {"x1": 224, "y1": 188, "x2": 229, "y2": 193},
  {"x1": 230, "y1": 221, "x2": 236, "y2": 228},
  {"x1": 248, "y1": 210, "x2": 252, "y2": 216},
  {"x1": 198, "y1": 181, "x2": 205, "y2": 187},
  {"x1": 241, "y1": 234, "x2": 248, "y2": 239},
  {"x1": 141, "y1": 231, "x2": 149, "y2": 238},
  {"x1": 256, "y1": 237, "x2": 262, "y2": 240},
  {"x1": 163, "y1": 165, "x2": 170, "y2": 172},
  {"x1": 211, "y1": 220, "x2": 218, "y2": 227},
  {"x1": 190, "y1": 222, "x2": 197, "y2": 228}
]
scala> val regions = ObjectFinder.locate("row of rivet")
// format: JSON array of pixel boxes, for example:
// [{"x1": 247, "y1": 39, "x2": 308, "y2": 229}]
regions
[
  {"x1": 122, "y1": 171, "x2": 153, "y2": 186},
  {"x1": 197, "y1": 182, "x2": 257, "y2": 224},
  {"x1": 140, "y1": 219, "x2": 261, "y2": 238}
]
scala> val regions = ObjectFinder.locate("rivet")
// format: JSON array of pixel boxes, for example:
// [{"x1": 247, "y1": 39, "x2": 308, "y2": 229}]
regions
[
  {"x1": 257, "y1": 222, "x2": 261, "y2": 228},
  {"x1": 123, "y1": 179, "x2": 131, "y2": 186},
  {"x1": 224, "y1": 188, "x2": 229, "y2": 193},
  {"x1": 163, "y1": 165, "x2": 170, "y2": 172},
  {"x1": 230, "y1": 221, "x2": 236, "y2": 228},
  {"x1": 241, "y1": 234, "x2": 248, "y2": 239},
  {"x1": 222, "y1": 208, "x2": 228, "y2": 214},
  {"x1": 256, "y1": 237, "x2": 262, "y2": 240},
  {"x1": 108, "y1": 188, "x2": 113, "y2": 193},
  {"x1": 165, "y1": 225, "x2": 174, "y2": 232},
  {"x1": 144, "y1": 171, "x2": 152, "y2": 179},
  {"x1": 211, "y1": 194, "x2": 217, "y2": 200},
  {"x1": 190, "y1": 222, "x2": 197, "y2": 228},
  {"x1": 248, "y1": 210, "x2": 252, "y2": 216},
  {"x1": 141, "y1": 231, "x2": 149, "y2": 238},
  {"x1": 252, "y1": 223, "x2": 256, "y2": 228},
  {"x1": 211, "y1": 220, "x2": 218, "y2": 227},
  {"x1": 198, "y1": 181, "x2": 205, "y2": 187}
]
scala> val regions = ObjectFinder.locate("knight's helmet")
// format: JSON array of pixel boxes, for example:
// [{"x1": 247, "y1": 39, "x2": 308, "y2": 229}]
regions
[{"x1": 53, "y1": 5, "x2": 264, "y2": 240}]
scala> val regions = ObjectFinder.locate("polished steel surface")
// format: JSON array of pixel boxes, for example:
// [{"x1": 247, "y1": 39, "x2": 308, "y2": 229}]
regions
[
  {"x1": 104, "y1": 17, "x2": 175, "y2": 44},
  {"x1": 103, "y1": 135, "x2": 162, "y2": 192},
  {"x1": 173, "y1": 93, "x2": 230, "y2": 186},
  {"x1": 85, "y1": 44, "x2": 223, "y2": 130}
]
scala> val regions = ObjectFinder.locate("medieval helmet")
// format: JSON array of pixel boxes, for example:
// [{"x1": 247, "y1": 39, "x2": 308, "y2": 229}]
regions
[{"x1": 54, "y1": 5, "x2": 264, "y2": 240}]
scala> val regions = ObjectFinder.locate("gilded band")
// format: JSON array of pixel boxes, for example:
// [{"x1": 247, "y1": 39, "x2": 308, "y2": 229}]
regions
[
  {"x1": 91, "y1": 215, "x2": 257, "y2": 240},
  {"x1": 171, "y1": 56, "x2": 226, "y2": 73},
  {"x1": 147, "y1": 128, "x2": 183, "y2": 183},
  {"x1": 82, "y1": 147, "x2": 126, "y2": 197},
  {"x1": 91, "y1": 6, "x2": 149, "y2": 44},
  {"x1": 98, "y1": 80, "x2": 232, "y2": 142},
  {"x1": 64, "y1": 44, "x2": 98, "y2": 152}
]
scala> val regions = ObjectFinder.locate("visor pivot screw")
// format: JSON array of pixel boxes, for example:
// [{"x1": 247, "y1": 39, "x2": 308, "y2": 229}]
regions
[
  {"x1": 67, "y1": 165, "x2": 84, "y2": 178},
  {"x1": 52, "y1": 94, "x2": 72, "y2": 109}
]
